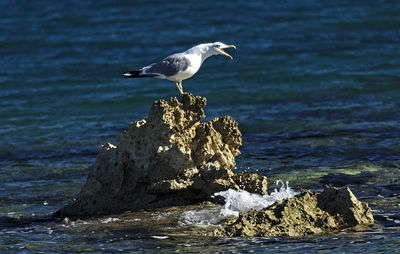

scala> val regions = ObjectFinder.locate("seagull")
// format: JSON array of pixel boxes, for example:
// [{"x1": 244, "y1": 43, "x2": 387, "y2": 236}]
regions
[{"x1": 123, "y1": 42, "x2": 236, "y2": 95}]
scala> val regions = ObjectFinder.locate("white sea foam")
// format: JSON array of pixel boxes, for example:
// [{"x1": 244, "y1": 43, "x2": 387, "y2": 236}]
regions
[
  {"x1": 180, "y1": 207, "x2": 224, "y2": 226},
  {"x1": 180, "y1": 180, "x2": 299, "y2": 226},
  {"x1": 150, "y1": 235, "x2": 169, "y2": 239},
  {"x1": 100, "y1": 217, "x2": 119, "y2": 223}
]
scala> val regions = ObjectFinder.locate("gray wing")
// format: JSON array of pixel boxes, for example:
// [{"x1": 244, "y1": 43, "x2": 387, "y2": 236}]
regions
[{"x1": 143, "y1": 53, "x2": 190, "y2": 77}]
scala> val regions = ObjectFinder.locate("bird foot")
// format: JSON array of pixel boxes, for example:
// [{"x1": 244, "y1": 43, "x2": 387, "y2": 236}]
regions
[{"x1": 175, "y1": 82, "x2": 184, "y2": 96}]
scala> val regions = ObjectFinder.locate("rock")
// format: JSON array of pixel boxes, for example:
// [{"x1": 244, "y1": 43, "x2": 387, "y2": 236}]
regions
[
  {"x1": 54, "y1": 93, "x2": 375, "y2": 238},
  {"x1": 232, "y1": 173, "x2": 268, "y2": 195},
  {"x1": 55, "y1": 93, "x2": 246, "y2": 218},
  {"x1": 214, "y1": 186, "x2": 374, "y2": 237}
]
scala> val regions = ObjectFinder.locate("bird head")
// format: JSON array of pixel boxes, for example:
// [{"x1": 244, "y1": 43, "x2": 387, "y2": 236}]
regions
[{"x1": 212, "y1": 42, "x2": 236, "y2": 59}]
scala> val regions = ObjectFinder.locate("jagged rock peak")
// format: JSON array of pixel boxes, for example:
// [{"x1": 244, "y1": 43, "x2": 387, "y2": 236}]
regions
[{"x1": 55, "y1": 93, "x2": 264, "y2": 218}]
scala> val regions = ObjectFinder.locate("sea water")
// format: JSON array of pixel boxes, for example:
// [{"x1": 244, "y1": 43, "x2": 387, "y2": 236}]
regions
[{"x1": 1, "y1": 0, "x2": 400, "y2": 253}]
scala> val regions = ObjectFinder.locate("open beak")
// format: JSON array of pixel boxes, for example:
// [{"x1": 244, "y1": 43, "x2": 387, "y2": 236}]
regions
[{"x1": 219, "y1": 45, "x2": 236, "y2": 59}]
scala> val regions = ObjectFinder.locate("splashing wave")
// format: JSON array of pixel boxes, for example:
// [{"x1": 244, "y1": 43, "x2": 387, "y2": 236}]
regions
[{"x1": 181, "y1": 180, "x2": 299, "y2": 225}]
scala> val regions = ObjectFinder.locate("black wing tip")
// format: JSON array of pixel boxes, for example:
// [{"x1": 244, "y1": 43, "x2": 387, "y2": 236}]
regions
[
  {"x1": 123, "y1": 70, "x2": 142, "y2": 78},
  {"x1": 122, "y1": 72, "x2": 133, "y2": 78}
]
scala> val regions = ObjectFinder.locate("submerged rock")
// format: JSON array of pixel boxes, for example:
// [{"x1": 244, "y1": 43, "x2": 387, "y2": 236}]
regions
[
  {"x1": 56, "y1": 93, "x2": 264, "y2": 217},
  {"x1": 213, "y1": 186, "x2": 374, "y2": 237}
]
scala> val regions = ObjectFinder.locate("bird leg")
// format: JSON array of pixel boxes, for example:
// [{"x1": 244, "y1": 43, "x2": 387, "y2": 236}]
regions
[
  {"x1": 175, "y1": 81, "x2": 184, "y2": 95},
  {"x1": 178, "y1": 81, "x2": 184, "y2": 94}
]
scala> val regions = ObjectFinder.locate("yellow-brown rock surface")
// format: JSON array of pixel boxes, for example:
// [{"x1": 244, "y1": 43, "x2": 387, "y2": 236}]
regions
[
  {"x1": 214, "y1": 186, "x2": 374, "y2": 237},
  {"x1": 56, "y1": 93, "x2": 260, "y2": 217}
]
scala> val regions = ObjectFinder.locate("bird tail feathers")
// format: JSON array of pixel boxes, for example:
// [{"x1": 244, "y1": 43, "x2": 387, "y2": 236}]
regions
[{"x1": 123, "y1": 69, "x2": 157, "y2": 78}]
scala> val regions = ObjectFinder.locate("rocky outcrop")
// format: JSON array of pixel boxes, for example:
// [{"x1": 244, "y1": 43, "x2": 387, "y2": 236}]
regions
[
  {"x1": 214, "y1": 186, "x2": 374, "y2": 237},
  {"x1": 55, "y1": 93, "x2": 374, "y2": 238},
  {"x1": 232, "y1": 173, "x2": 268, "y2": 195},
  {"x1": 56, "y1": 93, "x2": 266, "y2": 218}
]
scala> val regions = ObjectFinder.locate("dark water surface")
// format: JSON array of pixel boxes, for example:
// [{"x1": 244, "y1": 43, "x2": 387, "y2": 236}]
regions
[{"x1": 1, "y1": 0, "x2": 399, "y2": 253}]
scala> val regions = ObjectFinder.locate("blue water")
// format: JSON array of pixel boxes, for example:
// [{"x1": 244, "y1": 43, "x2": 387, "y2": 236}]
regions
[{"x1": 1, "y1": 0, "x2": 400, "y2": 252}]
